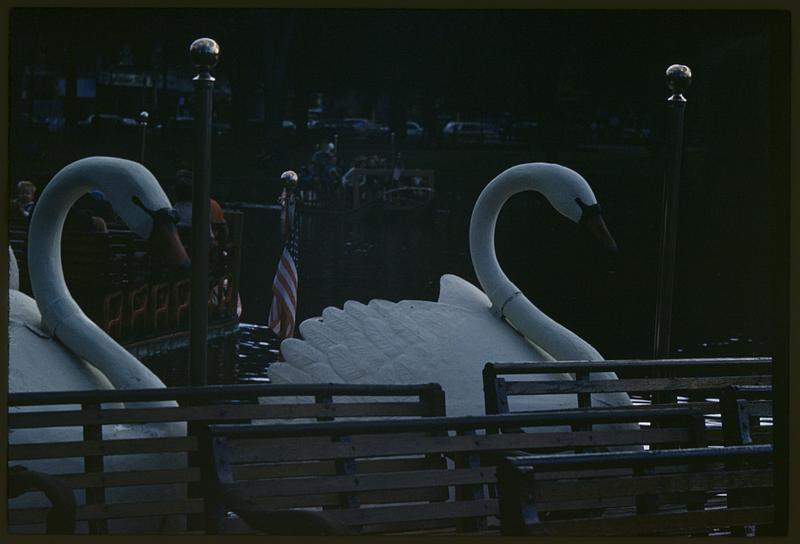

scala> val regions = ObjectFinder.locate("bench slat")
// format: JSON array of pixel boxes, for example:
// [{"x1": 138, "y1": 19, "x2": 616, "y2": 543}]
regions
[
  {"x1": 527, "y1": 506, "x2": 774, "y2": 536},
  {"x1": 233, "y1": 456, "x2": 443, "y2": 480},
  {"x1": 57, "y1": 467, "x2": 201, "y2": 489},
  {"x1": 248, "y1": 486, "x2": 450, "y2": 510},
  {"x1": 330, "y1": 498, "x2": 499, "y2": 529},
  {"x1": 9, "y1": 437, "x2": 197, "y2": 460},
  {"x1": 486, "y1": 358, "x2": 771, "y2": 375},
  {"x1": 227, "y1": 428, "x2": 691, "y2": 464},
  {"x1": 231, "y1": 466, "x2": 494, "y2": 497},
  {"x1": 505, "y1": 375, "x2": 772, "y2": 395},
  {"x1": 8, "y1": 402, "x2": 430, "y2": 428},
  {"x1": 533, "y1": 468, "x2": 773, "y2": 503},
  {"x1": 9, "y1": 498, "x2": 205, "y2": 525}
]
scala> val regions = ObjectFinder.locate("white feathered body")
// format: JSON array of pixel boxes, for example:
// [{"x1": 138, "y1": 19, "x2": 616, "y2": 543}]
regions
[{"x1": 271, "y1": 275, "x2": 632, "y2": 417}]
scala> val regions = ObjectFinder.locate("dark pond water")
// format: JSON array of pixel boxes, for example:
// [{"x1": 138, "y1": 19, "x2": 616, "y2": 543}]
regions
[{"x1": 142, "y1": 145, "x2": 772, "y2": 386}]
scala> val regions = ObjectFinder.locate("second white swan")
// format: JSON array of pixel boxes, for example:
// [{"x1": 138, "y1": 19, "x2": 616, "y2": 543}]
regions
[{"x1": 269, "y1": 163, "x2": 633, "y2": 416}]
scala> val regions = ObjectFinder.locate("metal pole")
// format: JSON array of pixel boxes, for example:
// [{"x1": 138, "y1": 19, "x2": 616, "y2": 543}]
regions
[
  {"x1": 390, "y1": 131, "x2": 396, "y2": 164},
  {"x1": 653, "y1": 64, "x2": 692, "y2": 359},
  {"x1": 188, "y1": 37, "x2": 219, "y2": 386},
  {"x1": 138, "y1": 110, "x2": 148, "y2": 164}
]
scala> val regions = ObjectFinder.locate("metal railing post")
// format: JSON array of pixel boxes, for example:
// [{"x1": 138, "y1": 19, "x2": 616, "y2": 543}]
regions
[
  {"x1": 189, "y1": 37, "x2": 219, "y2": 386},
  {"x1": 138, "y1": 110, "x2": 148, "y2": 164},
  {"x1": 653, "y1": 64, "x2": 692, "y2": 359}
]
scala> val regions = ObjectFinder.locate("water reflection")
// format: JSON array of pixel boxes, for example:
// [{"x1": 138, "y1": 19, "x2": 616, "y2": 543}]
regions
[{"x1": 142, "y1": 323, "x2": 282, "y2": 386}]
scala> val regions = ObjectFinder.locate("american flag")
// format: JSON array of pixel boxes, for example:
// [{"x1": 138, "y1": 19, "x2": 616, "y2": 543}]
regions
[{"x1": 268, "y1": 189, "x2": 300, "y2": 339}]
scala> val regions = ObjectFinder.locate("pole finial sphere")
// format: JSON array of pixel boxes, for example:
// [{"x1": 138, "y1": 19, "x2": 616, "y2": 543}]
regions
[
  {"x1": 189, "y1": 38, "x2": 220, "y2": 71},
  {"x1": 666, "y1": 64, "x2": 692, "y2": 94},
  {"x1": 281, "y1": 170, "x2": 299, "y2": 189}
]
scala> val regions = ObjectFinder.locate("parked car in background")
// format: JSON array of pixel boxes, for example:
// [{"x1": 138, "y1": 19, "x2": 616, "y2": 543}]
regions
[
  {"x1": 78, "y1": 113, "x2": 138, "y2": 130},
  {"x1": 378, "y1": 121, "x2": 424, "y2": 138},
  {"x1": 309, "y1": 118, "x2": 383, "y2": 140},
  {"x1": 406, "y1": 121, "x2": 424, "y2": 138},
  {"x1": 442, "y1": 121, "x2": 501, "y2": 144},
  {"x1": 505, "y1": 120, "x2": 539, "y2": 142}
]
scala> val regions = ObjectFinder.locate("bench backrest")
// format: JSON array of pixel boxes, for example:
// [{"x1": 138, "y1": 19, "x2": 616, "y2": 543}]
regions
[
  {"x1": 483, "y1": 358, "x2": 773, "y2": 445},
  {"x1": 7, "y1": 383, "x2": 444, "y2": 534},
  {"x1": 497, "y1": 444, "x2": 774, "y2": 536},
  {"x1": 202, "y1": 405, "x2": 707, "y2": 535},
  {"x1": 720, "y1": 385, "x2": 773, "y2": 446}
]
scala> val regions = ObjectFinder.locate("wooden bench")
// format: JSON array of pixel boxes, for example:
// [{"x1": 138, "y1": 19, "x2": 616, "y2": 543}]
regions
[
  {"x1": 483, "y1": 357, "x2": 772, "y2": 445},
  {"x1": 497, "y1": 444, "x2": 774, "y2": 536},
  {"x1": 200, "y1": 405, "x2": 708, "y2": 536},
  {"x1": 7, "y1": 382, "x2": 444, "y2": 534},
  {"x1": 720, "y1": 385, "x2": 773, "y2": 446}
]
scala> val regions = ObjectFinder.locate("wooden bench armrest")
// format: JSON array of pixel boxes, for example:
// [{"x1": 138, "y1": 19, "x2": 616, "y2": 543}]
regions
[
  {"x1": 219, "y1": 486, "x2": 352, "y2": 535},
  {"x1": 8, "y1": 465, "x2": 77, "y2": 534}
]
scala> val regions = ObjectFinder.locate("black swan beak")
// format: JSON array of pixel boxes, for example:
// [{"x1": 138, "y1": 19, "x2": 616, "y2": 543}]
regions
[
  {"x1": 577, "y1": 199, "x2": 618, "y2": 254},
  {"x1": 148, "y1": 207, "x2": 192, "y2": 274}
]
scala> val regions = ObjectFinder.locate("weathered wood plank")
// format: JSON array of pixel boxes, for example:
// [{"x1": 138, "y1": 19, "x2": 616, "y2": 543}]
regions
[
  {"x1": 8, "y1": 383, "x2": 443, "y2": 406},
  {"x1": 8, "y1": 402, "x2": 430, "y2": 428},
  {"x1": 9, "y1": 437, "x2": 197, "y2": 460},
  {"x1": 526, "y1": 506, "x2": 774, "y2": 536},
  {"x1": 486, "y1": 358, "x2": 771, "y2": 375},
  {"x1": 9, "y1": 498, "x2": 205, "y2": 525},
  {"x1": 246, "y1": 486, "x2": 450, "y2": 510},
  {"x1": 227, "y1": 428, "x2": 690, "y2": 464},
  {"x1": 533, "y1": 469, "x2": 774, "y2": 503},
  {"x1": 230, "y1": 466, "x2": 493, "y2": 497},
  {"x1": 504, "y1": 375, "x2": 772, "y2": 395},
  {"x1": 233, "y1": 456, "x2": 444, "y2": 480},
  {"x1": 328, "y1": 498, "x2": 498, "y2": 527},
  {"x1": 56, "y1": 467, "x2": 201, "y2": 489}
]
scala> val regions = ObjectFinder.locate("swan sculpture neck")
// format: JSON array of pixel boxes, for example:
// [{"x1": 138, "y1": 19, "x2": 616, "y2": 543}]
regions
[
  {"x1": 27, "y1": 158, "x2": 168, "y2": 390},
  {"x1": 469, "y1": 163, "x2": 603, "y2": 361}
]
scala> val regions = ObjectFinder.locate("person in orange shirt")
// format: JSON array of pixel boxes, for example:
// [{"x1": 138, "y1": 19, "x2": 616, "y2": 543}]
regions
[{"x1": 172, "y1": 169, "x2": 228, "y2": 245}]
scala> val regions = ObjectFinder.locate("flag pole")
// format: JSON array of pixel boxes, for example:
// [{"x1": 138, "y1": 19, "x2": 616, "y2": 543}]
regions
[{"x1": 268, "y1": 170, "x2": 300, "y2": 340}]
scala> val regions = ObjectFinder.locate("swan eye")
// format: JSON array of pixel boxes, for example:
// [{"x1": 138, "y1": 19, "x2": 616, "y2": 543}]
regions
[
  {"x1": 575, "y1": 197, "x2": 601, "y2": 216},
  {"x1": 131, "y1": 195, "x2": 177, "y2": 224},
  {"x1": 131, "y1": 195, "x2": 150, "y2": 215}
]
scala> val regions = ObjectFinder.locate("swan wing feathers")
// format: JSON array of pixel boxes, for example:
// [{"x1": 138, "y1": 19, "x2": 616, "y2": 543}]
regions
[
  {"x1": 272, "y1": 297, "x2": 554, "y2": 416},
  {"x1": 437, "y1": 274, "x2": 492, "y2": 311}
]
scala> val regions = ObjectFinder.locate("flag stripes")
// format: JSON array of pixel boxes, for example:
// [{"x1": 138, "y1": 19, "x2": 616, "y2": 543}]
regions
[{"x1": 269, "y1": 191, "x2": 300, "y2": 339}]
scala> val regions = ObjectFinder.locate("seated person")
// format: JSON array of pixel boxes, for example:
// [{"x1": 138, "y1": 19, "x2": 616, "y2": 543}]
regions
[
  {"x1": 10, "y1": 180, "x2": 36, "y2": 225},
  {"x1": 65, "y1": 193, "x2": 112, "y2": 233},
  {"x1": 172, "y1": 169, "x2": 229, "y2": 246}
]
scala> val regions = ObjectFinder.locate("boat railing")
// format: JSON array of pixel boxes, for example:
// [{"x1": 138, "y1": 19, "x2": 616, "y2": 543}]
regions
[
  {"x1": 8, "y1": 209, "x2": 244, "y2": 346},
  {"x1": 298, "y1": 168, "x2": 435, "y2": 212}
]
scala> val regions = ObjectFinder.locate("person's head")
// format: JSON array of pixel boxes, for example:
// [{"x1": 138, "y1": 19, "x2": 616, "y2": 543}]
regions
[
  {"x1": 174, "y1": 169, "x2": 194, "y2": 202},
  {"x1": 16, "y1": 181, "x2": 36, "y2": 204}
]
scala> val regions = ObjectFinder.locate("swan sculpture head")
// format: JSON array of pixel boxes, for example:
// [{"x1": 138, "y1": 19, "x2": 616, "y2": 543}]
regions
[
  {"x1": 470, "y1": 162, "x2": 619, "y2": 361},
  {"x1": 538, "y1": 163, "x2": 618, "y2": 253},
  {"x1": 474, "y1": 162, "x2": 617, "y2": 255},
  {"x1": 27, "y1": 156, "x2": 189, "y2": 390}
]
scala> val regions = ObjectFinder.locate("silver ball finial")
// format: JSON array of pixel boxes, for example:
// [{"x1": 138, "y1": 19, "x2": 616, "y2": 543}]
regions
[
  {"x1": 666, "y1": 64, "x2": 692, "y2": 99},
  {"x1": 139, "y1": 111, "x2": 149, "y2": 123},
  {"x1": 281, "y1": 170, "x2": 299, "y2": 189},
  {"x1": 189, "y1": 38, "x2": 220, "y2": 72}
]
